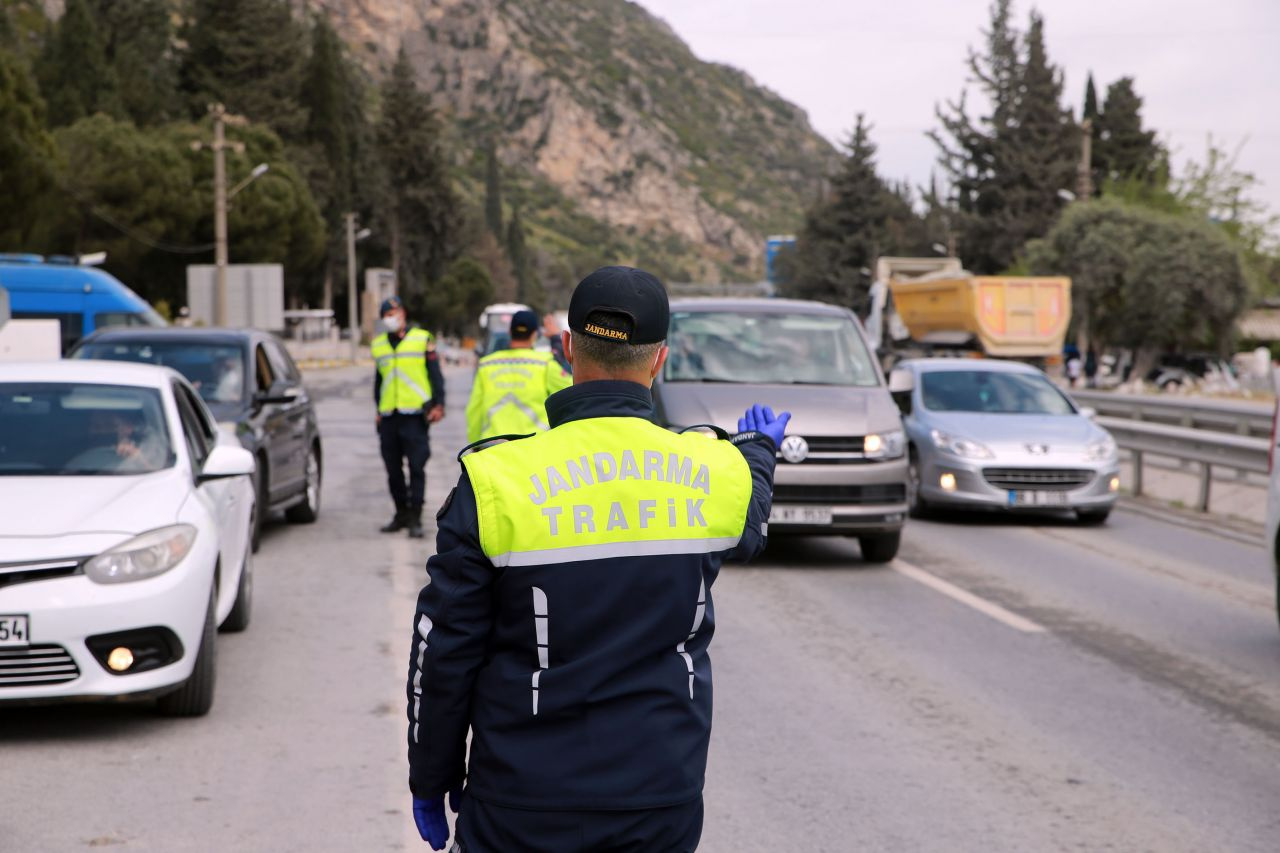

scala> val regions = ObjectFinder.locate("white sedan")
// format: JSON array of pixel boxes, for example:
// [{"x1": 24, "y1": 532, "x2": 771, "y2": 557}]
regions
[{"x1": 0, "y1": 361, "x2": 256, "y2": 716}]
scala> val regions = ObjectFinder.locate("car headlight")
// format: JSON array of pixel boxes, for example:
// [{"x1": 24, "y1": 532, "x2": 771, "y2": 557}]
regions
[
  {"x1": 864, "y1": 429, "x2": 906, "y2": 459},
  {"x1": 930, "y1": 429, "x2": 994, "y2": 459},
  {"x1": 1086, "y1": 435, "x2": 1117, "y2": 461},
  {"x1": 85, "y1": 525, "x2": 197, "y2": 584}
]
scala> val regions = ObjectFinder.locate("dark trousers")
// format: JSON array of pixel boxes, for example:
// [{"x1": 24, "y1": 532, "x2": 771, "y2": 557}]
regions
[
  {"x1": 379, "y1": 412, "x2": 431, "y2": 510},
  {"x1": 453, "y1": 796, "x2": 703, "y2": 853}
]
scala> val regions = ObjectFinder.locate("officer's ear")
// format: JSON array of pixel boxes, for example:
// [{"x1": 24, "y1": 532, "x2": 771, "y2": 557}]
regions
[
  {"x1": 562, "y1": 330, "x2": 574, "y2": 366},
  {"x1": 649, "y1": 345, "x2": 669, "y2": 383}
]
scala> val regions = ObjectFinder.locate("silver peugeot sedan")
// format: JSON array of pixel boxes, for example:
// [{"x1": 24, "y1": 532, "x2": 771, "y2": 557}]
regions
[
  {"x1": 653, "y1": 298, "x2": 908, "y2": 562},
  {"x1": 890, "y1": 358, "x2": 1120, "y2": 524}
]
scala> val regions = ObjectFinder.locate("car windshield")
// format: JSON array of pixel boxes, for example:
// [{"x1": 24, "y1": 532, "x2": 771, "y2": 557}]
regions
[
  {"x1": 75, "y1": 341, "x2": 246, "y2": 406},
  {"x1": 665, "y1": 310, "x2": 879, "y2": 386},
  {"x1": 921, "y1": 370, "x2": 1077, "y2": 415},
  {"x1": 0, "y1": 383, "x2": 174, "y2": 476}
]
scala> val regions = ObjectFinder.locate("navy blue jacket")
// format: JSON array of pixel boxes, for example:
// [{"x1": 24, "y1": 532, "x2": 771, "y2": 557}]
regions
[{"x1": 406, "y1": 380, "x2": 777, "y2": 810}]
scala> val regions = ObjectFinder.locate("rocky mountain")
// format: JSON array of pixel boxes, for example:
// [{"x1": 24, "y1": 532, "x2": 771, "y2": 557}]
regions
[{"x1": 314, "y1": 0, "x2": 838, "y2": 282}]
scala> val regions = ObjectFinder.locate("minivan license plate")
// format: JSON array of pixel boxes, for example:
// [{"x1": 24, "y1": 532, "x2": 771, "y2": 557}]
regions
[
  {"x1": 0, "y1": 614, "x2": 30, "y2": 647},
  {"x1": 769, "y1": 506, "x2": 833, "y2": 525},
  {"x1": 1008, "y1": 491, "x2": 1069, "y2": 507}
]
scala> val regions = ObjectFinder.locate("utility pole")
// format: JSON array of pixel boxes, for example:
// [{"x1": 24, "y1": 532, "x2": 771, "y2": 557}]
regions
[
  {"x1": 346, "y1": 212, "x2": 358, "y2": 363},
  {"x1": 193, "y1": 104, "x2": 244, "y2": 326},
  {"x1": 1075, "y1": 117, "x2": 1094, "y2": 360}
]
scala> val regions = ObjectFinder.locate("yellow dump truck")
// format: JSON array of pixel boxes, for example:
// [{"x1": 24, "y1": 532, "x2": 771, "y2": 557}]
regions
[{"x1": 865, "y1": 256, "x2": 1071, "y2": 364}]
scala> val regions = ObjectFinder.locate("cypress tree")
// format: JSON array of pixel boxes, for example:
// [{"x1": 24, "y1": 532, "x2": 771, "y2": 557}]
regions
[
  {"x1": 36, "y1": 0, "x2": 121, "y2": 127},
  {"x1": 181, "y1": 0, "x2": 308, "y2": 140},
  {"x1": 1, "y1": 44, "x2": 57, "y2": 247},
  {"x1": 484, "y1": 139, "x2": 504, "y2": 239},
  {"x1": 506, "y1": 202, "x2": 542, "y2": 307},
  {"x1": 92, "y1": 0, "x2": 179, "y2": 126},
  {"x1": 1082, "y1": 72, "x2": 1099, "y2": 122},
  {"x1": 1095, "y1": 77, "x2": 1165, "y2": 188}
]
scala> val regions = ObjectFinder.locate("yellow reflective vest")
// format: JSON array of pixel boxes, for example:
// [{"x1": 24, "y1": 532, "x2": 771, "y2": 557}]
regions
[
  {"x1": 371, "y1": 328, "x2": 435, "y2": 414},
  {"x1": 462, "y1": 416, "x2": 753, "y2": 567},
  {"x1": 465, "y1": 348, "x2": 572, "y2": 443}
]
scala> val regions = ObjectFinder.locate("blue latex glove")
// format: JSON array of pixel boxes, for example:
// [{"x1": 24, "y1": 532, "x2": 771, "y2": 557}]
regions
[
  {"x1": 413, "y1": 787, "x2": 462, "y2": 850},
  {"x1": 737, "y1": 404, "x2": 792, "y2": 448}
]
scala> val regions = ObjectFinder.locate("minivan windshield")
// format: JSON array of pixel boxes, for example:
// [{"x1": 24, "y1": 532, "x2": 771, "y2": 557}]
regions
[
  {"x1": 664, "y1": 311, "x2": 880, "y2": 386},
  {"x1": 0, "y1": 383, "x2": 174, "y2": 475},
  {"x1": 74, "y1": 341, "x2": 247, "y2": 406},
  {"x1": 921, "y1": 370, "x2": 1076, "y2": 415}
]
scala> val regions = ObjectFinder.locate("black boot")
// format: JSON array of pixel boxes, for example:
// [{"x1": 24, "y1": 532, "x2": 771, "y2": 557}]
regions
[
  {"x1": 380, "y1": 506, "x2": 407, "y2": 533},
  {"x1": 407, "y1": 506, "x2": 425, "y2": 539}
]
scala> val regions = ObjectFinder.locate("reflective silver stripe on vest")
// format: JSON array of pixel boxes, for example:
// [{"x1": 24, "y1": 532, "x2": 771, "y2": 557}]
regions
[
  {"x1": 531, "y1": 587, "x2": 549, "y2": 716},
  {"x1": 490, "y1": 536, "x2": 742, "y2": 568},
  {"x1": 411, "y1": 613, "x2": 433, "y2": 743},
  {"x1": 480, "y1": 392, "x2": 550, "y2": 436},
  {"x1": 675, "y1": 577, "x2": 707, "y2": 699}
]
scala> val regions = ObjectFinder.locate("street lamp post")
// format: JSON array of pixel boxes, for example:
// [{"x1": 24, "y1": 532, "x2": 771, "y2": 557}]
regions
[{"x1": 345, "y1": 213, "x2": 372, "y2": 362}]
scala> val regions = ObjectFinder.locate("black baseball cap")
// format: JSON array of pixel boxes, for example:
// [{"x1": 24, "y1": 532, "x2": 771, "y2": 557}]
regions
[
  {"x1": 568, "y1": 266, "x2": 669, "y2": 345},
  {"x1": 510, "y1": 309, "x2": 539, "y2": 337},
  {"x1": 379, "y1": 295, "x2": 404, "y2": 316}
]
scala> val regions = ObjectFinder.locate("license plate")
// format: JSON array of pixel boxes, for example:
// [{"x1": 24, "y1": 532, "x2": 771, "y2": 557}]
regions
[
  {"x1": 769, "y1": 505, "x2": 833, "y2": 525},
  {"x1": 0, "y1": 614, "x2": 30, "y2": 647},
  {"x1": 1008, "y1": 490, "x2": 1069, "y2": 507}
]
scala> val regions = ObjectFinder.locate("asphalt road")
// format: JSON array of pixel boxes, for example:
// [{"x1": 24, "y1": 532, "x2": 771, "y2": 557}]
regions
[{"x1": 3, "y1": 364, "x2": 1279, "y2": 852}]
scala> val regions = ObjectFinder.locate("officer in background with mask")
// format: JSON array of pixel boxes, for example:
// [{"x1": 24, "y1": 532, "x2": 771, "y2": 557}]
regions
[
  {"x1": 405, "y1": 266, "x2": 789, "y2": 852},
  {"x1": 464, "y1": 309, "x2": 571, "y2": 444},
  {"x1": 372, "y1": 296, "x2": 446, "y2": 539}
]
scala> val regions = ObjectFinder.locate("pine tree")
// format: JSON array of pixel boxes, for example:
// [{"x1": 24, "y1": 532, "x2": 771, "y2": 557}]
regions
[
  {"x1": 484, "y1": 139, "x2": 504, "y2": 239},
  {"x1": 375, "y1": 47, "x2": 459, "y2": 307},
  {"x1": 36, "y1": 0, "x2": 121, "y2": 127},
  {"x1": 181, "y1": 0, "x2": 308, "y2": 140},
  {"x1": 1094, "y1": 77, "x2": 1165, "y2": 188},
  {"x1": 92, "y1": 0, "x2": 179, "y2": 126},
  {"x1": 0, "y1": 44, "x2": 57, "y2": 247}
]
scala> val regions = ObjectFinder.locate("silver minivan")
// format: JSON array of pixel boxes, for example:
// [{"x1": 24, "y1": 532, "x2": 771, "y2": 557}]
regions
[{"x1": 653, "y1": 298, "x2": 908, "y2": 562}]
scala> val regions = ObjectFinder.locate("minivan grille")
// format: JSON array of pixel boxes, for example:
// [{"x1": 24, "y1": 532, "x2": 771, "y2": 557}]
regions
[
  {"x1": 776, "y1": 435, "x2": 867, "y2": 464},
  {"x1": 0, "y1": 644, "x2": 81, "y2": 687},
  {"x1": 982, "y1": 468, "x2": 1094, "y2": 491},
  {"x1": 772, "y1": 484, "x2": 907, "y2": 505}
]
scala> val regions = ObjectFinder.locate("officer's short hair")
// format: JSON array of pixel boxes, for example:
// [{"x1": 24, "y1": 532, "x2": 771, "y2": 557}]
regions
[{"x1": 572, "y1": 310, "x2": 664, "y2": 371}]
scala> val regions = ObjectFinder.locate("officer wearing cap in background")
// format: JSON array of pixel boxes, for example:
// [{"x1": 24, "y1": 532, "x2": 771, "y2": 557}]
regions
[
  {"x1": 406, "y1": 266, "x2": 790, "y2": 851},
  {"x1": 372, "y1": 296, "x2": 446, "y2": 539},
  {"x1": 464, "y1": 309, "x2": 572, "y2": 444}
]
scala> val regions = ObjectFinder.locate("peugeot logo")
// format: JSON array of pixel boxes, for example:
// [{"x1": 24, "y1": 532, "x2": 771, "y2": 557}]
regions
[
  {"x1": 1026, "y1": 443, "x2": 1050, "y2": 455},
  {"x1": 780, "y1": 435, "x2": 809, "y2": 463}
]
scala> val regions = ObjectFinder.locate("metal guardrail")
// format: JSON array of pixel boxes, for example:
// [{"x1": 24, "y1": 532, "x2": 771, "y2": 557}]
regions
[
  {"x1": 1071, "y1": 390, "x2": 1274, "y2": 439},
  {"x1": 1095, "y1": 416, "x2": 1271, "y2": 512}
]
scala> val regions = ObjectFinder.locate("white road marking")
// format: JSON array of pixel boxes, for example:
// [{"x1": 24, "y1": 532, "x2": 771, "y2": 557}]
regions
[{"x1": 892, "y1": 559, "x2": 1048, "y2": 634}]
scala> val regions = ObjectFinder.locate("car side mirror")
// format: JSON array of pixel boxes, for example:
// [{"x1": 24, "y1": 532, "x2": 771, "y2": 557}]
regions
[
  {"x1": 254, "y1": 383, "x2": 300, "y2": 406},
  {"x1": 198, "y1": 444, "x2": 256, "y2": 483},
  {"x1": 888, "y1": 369, "x2": 914, "y2": 414},
  {"x1": 1079, "y1": 406, "x2": 1097, "y2": 420}
]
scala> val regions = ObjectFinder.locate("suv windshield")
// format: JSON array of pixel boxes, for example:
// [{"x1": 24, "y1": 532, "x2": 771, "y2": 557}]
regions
[
  {"x1": 0, "y1": 383, "x2": 174, "y2": 475},
  {"x1": 921, "y1": 370, "x2": 1076, "y2": 415},
  {"x1": 75, "y1": 341, "x2": 247, "y2": 406},
  {"x1": 665, "y1": 310, "x2": 879, "y2": 386}
]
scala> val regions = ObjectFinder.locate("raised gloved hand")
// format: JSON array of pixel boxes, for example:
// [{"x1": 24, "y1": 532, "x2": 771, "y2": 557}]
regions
[
  {"x1": 738, "y1": 404, "x2": 792, "y2": 448},
  {"x1": 413, "y1": 787, "x2": 462, "y2": 850}
]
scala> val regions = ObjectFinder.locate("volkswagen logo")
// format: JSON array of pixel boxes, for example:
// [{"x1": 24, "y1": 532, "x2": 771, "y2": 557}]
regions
[
  {"x1": 1026, "y1": 443, "x2": 1049, "y2": 455},
  {"x1": 780, "y1": 435, "x2": 809, "y2": 463}
]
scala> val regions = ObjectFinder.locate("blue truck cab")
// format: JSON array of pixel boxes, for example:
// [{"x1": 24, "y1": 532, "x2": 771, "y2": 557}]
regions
[{"x1": 0, "y1": 254, "x2": 165, "y2": 352}]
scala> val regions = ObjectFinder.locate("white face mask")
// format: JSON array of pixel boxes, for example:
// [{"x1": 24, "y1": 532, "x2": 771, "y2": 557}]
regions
[{"x1": 383, "y1": 314, "x2": 403, "y2": 333}]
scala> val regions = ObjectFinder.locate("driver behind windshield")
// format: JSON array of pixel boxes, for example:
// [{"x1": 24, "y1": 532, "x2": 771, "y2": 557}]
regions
[{"x1": 67, "y1": 409, "x2": 169, "y2": 473}]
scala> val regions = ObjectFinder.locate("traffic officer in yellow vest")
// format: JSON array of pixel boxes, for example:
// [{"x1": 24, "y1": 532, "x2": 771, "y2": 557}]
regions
[
  {"x1": 372, "y1": 296, "x2": 446, "y2": 539},
  {"x1": 405, "y1": 266, "x2": 789, "y2": 851},
  {"x1": 464, "y1": 309, "x2": 571, "y2": 444}
]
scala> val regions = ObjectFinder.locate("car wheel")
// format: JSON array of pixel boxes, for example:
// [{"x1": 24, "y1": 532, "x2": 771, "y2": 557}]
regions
[
  {"x1": 286, "y1": 443, "x2": 321, "y2": 524},
  {"x1": 221, "y1": 540, "x2": 253, "y2": 633},
  {"x1": 250, "y1": 461, "x2": 266, "y2": 553},
  {"x1": 1076, "y1": 508, "x2": 1111, "y2": 525},
  {"x1": 859, "y1": 531, "x2": 901, "y2": 564},
  {"x1": 907, "y1": 450, "x2": 931, "y2": 519},
  {"x1": 157, "y1": 590, "x2": 217, "y2": 717}
]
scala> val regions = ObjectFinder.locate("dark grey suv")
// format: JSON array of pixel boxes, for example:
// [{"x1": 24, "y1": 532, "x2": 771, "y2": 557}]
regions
[{"x1": 70, "y1": 327, "x2": 322, "y2": 551}]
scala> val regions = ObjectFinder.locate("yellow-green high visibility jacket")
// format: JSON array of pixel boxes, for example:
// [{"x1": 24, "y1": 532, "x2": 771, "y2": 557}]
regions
[
  {"x1": 465, "y1": 347, "x2": 572, "y2": 443},
  {"x1": 406, "y1": 380, "x2": 779, "y2": 810},
  {"x1": 372, "y1": 328, "x2": 435, "y2": 414}
]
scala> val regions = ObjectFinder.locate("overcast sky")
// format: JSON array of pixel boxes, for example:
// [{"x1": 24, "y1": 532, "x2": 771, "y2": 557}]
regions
[{"x1": 636, "y1": 0, "x2": 1280, "y2": 222}]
